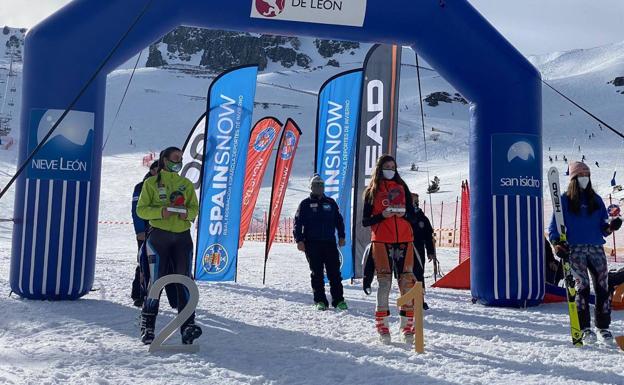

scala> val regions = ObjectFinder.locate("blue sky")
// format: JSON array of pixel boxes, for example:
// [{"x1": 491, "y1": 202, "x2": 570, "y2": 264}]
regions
[{"x1": 1, "y1": 0, "x2": 623, "y2": 55}]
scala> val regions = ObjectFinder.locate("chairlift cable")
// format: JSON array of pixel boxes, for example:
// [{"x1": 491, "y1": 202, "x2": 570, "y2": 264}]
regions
[
  {"x1": 102, "y1": 49, "x2": 143, "y2": 150},
  {"x1": 415, "y1": 53, "x2": 436, "y2": 227}
]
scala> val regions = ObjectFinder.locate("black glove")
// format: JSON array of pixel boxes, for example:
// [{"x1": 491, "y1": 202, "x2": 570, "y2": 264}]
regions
[
  {"x1": 363, "y1": 275, "x2": 373, "y2": 295},
  {"x1": 609, "y1": 217, "x2": 623, "y2": 232},
  {"x1": 553, "y1": 241, "x2": 570, "y2": 260}
]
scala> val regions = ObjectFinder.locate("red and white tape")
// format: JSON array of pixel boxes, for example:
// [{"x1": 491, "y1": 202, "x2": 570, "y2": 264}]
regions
[{"x1": 98, "y1": 220, "x2": 133, "y2": 225}]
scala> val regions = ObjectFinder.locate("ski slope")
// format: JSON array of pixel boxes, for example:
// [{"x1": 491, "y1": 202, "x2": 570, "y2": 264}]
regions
[{"x1": 1, "y1": 32, "x2": 624, "y2": 384}]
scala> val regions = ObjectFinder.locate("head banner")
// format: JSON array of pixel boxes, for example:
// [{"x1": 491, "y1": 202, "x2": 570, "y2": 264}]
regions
[{"x1": 352, "y1": 44, "x2": 401, "y2": 277}]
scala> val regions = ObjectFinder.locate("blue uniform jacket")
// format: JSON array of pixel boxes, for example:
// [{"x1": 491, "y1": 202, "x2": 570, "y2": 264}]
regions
[
  {"x1": 132, "y1": 181, "x2": 149, "y2": 235},
  {"x1": 293, "y1": 195, "x2": 346, "y2": 243}
]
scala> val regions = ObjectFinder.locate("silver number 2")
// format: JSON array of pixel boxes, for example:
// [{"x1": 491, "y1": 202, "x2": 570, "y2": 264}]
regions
[{"x1": 147, "y1": 274, "x2": 200, "y2": 353}]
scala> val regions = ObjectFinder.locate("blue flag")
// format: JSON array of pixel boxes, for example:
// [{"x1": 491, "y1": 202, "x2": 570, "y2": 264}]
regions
[
  {"x1": 195, "y1": 66, "x2": 258, "y2": 281},
  {"x1": 314, "y1": 69, "x2": 363, "y2": 280}
]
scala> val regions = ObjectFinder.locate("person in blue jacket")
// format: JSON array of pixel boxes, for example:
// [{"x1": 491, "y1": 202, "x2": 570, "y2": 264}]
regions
[
  {"x1": 548, "y1": 161, "x2": 622, "y2": 345},
  {"x1": 294, "y1": 174, "x2": 348, "y2": 311},
  {"x1": 131, "y1": 161, "x2": 159, "y2": 307}
]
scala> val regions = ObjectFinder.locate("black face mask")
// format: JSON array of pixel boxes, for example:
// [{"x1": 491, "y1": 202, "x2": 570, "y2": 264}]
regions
[{"x1": 310, "y1": 183, "x2": 324, "y2": 197}]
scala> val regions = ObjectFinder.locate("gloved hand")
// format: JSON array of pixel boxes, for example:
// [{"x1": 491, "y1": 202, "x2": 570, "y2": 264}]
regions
[
  {"x1": 136, "y1": 232, "x2": 146, "y2": 241},
  {"x1": 553, "y1": 241, "x2": 570, "y2": 260},
  {"x1": 609, "y1": 217, "x2": 623, "y2": 232},
  {"x1": 427, "y1": 252, "x2": 436, "y2": 262},
  {"x1": 363, "y1": 279, "x2": 372, "y2": 295}
]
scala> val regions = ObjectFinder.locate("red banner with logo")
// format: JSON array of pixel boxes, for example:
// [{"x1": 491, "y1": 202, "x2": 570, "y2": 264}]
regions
[
  {"x1": 263, "y1": 119, "x2": 302, "y2": 283},
  {"x1": 239, "y1": 117, "x2": 283, "y2": 248}
]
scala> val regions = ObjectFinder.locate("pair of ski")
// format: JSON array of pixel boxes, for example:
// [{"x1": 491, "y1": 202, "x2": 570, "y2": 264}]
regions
[
  {"x1": 548, "y1": 167, "x2": 624, "y2": 350},
  {"x1": 547, "y1": 167, "x2": 583, "y2": 347}
]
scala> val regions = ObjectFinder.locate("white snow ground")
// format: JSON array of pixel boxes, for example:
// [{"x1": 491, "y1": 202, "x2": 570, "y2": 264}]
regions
[
  {"x1": 1, "y1": 236, "x2": 623, "y2": 385},
  {"x1": 1, "y1": 33, "x2": 624, "y2": 384}
]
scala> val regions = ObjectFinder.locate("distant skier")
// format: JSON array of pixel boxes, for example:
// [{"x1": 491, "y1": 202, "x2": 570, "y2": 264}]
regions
[
  {"x1": 361, "y1": 154, "x2": 417, "y2": 343},
  {"x1": 131, "y1": 160, "x2": 159, "y2": 307},
  {"x1": 563, "y1": 155, "x2": 568, "y2": 162},
  {"x1": 293, "y1": 174, "x2": 348, "y2": 311},
  {"x1": 408, "y1": 193, "x2": 435, "y2": 310},
  {"x1": 549, "y1": 156, "x2": 553, "y2": 163},
  {"x1": 548, "y1": 162, "x2": 622, "y2": 345},
  {"x1": 427, "y1": 176, "x2": 440, "y2": 194},
  {"x1": 555, "y1": 155, "x2": 558, "y2": 161},
  {"x1": 582, "y1": 155, "x2": 586, "y2": 162},
  {"x1": 595, "y1": 161, "x2": 600, "y2": 168},
  {"x1": 137, "y1": 147, "x2": 201, "y2": 345}
]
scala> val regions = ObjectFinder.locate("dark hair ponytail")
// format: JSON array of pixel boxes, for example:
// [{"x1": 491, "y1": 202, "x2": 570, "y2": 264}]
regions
[{"x1": 156, "y1": 146, "x2": 182, "y2": 185}]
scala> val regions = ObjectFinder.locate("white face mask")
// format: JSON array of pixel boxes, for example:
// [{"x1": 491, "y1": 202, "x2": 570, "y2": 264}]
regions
[
  {"x1": 382, "y1": 170, "x2": 395, "y2": 180},
  {"x1": 577, "y1": 176, "x2": 590, "y2": 189}
]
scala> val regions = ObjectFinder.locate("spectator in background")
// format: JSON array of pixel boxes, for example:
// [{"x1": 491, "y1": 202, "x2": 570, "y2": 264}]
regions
[
  {"x1": 409, "y1": 193, "x2": 435, "y2": 310},
  {"x1": 544, "y1": 237, "x2": 563, "y2": 286},
  {"x1": 131, "y1": 160, "x2": 158, "y2": 307}
]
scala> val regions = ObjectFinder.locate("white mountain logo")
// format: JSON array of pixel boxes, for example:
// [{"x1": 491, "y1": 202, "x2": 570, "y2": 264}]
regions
[
  {"x1": 37, "y1": 109, "x2": 94, "y2": 146},
  {"x1": 507, "y1": 141, "x2": 535, "y2": 162}
]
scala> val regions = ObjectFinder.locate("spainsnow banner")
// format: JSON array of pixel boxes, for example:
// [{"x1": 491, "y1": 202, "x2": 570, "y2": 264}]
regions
[
  {"x1": 263, "y1": 119, "x2": 302, "y2": 283},
  {"x1": 181, "y1": 113, "x2": 207, "y2": 198},
  {"x1": 353, "y1": 44, "x2": 401, "y2": 277},
  {"x1": 195, "y1": 65, "x2": 258, "y2": 281},
  {"x1": 314, "y1": 69, "x2": 363, "y2": 280},
  {"x1": 239, "y1": 117, "x2": 283, "y2": 248}
]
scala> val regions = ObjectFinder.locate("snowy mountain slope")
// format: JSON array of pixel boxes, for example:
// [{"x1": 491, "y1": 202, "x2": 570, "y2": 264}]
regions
[{"x1": 528, "y1": 41, "x2": 624, "y2": 81}]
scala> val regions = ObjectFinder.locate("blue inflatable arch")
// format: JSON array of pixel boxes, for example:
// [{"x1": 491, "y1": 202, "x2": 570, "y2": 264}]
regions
[{"x1": 10, "y1": 0, "x2": 542, "y2": 306}]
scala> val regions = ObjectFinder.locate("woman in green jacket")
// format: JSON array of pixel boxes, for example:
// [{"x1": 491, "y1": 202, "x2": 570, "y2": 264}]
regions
[{"x1": 137, "y1": 146, "x2": 201, "y2": 345}]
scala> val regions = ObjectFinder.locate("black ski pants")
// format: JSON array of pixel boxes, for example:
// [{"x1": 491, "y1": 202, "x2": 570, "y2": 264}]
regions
[
  {"x1": 131, "y1": 239, "x2": 143, "y2": 301},
  {"x1": 143, "y1": 228, "x2": 195, "y2": 327},
  {"x1": 304, "y1": 240, "x2": 344, "y2": 307}
]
